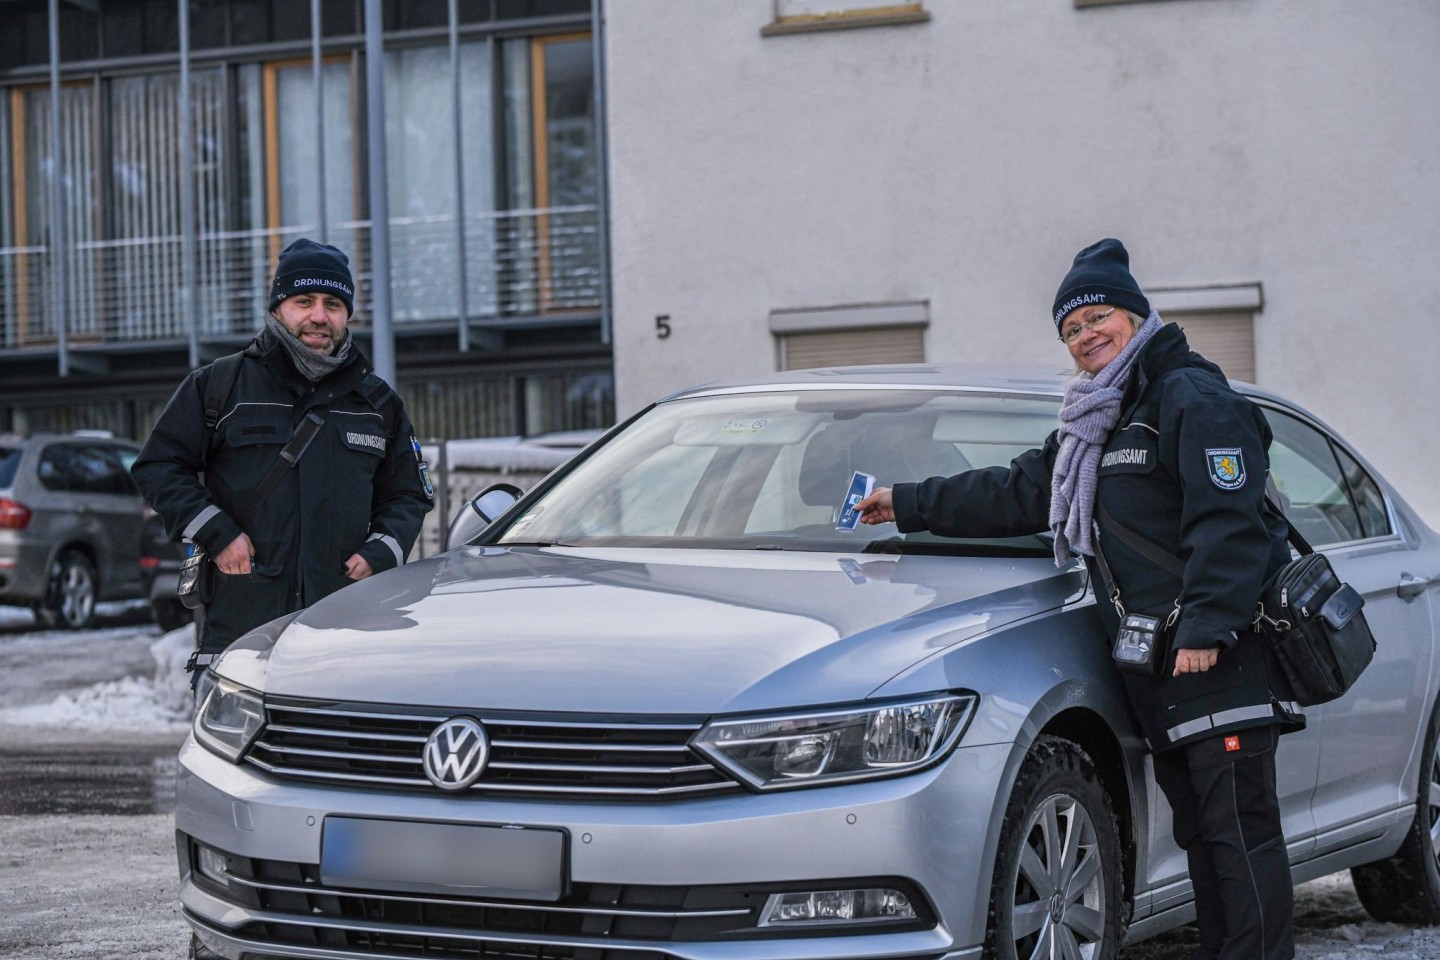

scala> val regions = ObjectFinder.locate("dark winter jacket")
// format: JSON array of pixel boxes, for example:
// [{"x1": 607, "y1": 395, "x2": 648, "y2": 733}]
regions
[
  {"x1": 892, "y1": 323, "x2": 1302, "y2": 750},
  {"x1": 133, "y1": 329, "x2": 434, "y2": 654}
]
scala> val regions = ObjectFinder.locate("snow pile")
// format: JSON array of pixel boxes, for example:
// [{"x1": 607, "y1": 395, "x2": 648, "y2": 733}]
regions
[
  {"x1": 0, "y1": 605, "x2": 37, "y2": 629},
  {"x1": 0, "y1": 625, "x2": 193, "y2": 734}
]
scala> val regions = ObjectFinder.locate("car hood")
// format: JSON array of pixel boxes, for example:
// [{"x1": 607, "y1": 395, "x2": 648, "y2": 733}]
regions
[{"x1": 234, "y1": 545, "x2": 1086, "y2": 714}]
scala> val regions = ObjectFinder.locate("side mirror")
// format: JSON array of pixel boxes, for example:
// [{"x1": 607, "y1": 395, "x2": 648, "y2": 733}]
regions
[{"x1": 445, "y1": 482, "x2": 523, "y2": 551}]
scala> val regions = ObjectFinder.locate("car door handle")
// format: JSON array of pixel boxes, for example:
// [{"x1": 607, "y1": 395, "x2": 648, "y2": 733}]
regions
[{"x1": 1397, "y1": 573, "x2": 1432, "y2": 601}]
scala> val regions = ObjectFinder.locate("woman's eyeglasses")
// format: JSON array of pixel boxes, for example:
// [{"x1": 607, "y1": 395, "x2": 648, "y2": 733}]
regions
[{"x1": 1059, "y1": 307, "x2": 1118, "y2": 344}]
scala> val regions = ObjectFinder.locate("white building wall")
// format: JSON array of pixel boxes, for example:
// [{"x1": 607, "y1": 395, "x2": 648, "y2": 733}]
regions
[{"x1": 603, "y1": 0, "x2": 1440, "y2": 524}]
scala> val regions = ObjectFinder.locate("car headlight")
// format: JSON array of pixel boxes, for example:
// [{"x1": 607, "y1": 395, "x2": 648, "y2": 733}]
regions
[
  {"x1": 193, "y1": 675, "x2": 266, "y2": 762},
  {"x1": 693, "y1": 694, "x2": 975, "y2": 790}
]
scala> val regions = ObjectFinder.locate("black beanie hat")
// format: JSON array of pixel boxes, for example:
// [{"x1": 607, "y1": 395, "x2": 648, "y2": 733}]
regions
[
  {"x1": 1051, "y1": 238, "x2": 1150, "y2": 329},
  {"x1": 268, "y1": 238, "x2": 355, "y2": 317}
]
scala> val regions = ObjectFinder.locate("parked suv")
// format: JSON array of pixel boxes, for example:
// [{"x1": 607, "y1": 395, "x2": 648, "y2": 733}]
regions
[{"x1": 0, "y1": 432, "x2": 146, "y2": 629}]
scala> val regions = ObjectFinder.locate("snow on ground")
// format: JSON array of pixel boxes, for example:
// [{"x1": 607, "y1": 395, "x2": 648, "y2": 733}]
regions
[
  {"x1": 0, "y1": 814, "x2": 187, "y2": 959},
  {"x1": 0, "y1": 623, "x2": 192, "y2": 735},
  {"x1": 1130, "y1": 871, "x2": 1440, "y2": 960}
]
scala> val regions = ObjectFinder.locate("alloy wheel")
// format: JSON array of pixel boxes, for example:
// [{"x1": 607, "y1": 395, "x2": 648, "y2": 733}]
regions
[
  {"x1": 49, "y1": 554, "x2": 96, "y2": 629},
  {"x1": 1430, "y1": 748, "x2": 1440, "y2": 867},
  {"x1": 1009, "y1": 792, "x2": 1108, "y2": 960}
]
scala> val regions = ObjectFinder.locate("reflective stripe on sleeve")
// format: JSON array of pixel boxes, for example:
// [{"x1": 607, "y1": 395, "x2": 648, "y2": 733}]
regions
[
  {"x1": 367, "y1": 531, "x2": 403, "y2": 566},
  {"x1": 183, "y1": 504, "x2": 222, "y2": 540}
]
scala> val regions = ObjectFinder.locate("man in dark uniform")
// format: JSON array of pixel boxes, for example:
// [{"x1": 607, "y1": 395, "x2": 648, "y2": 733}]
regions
[
  {"x1": 133, "y1": 238, "x2": 434, "y2": 674},
  {"x1": 857, "y1": 239, "x2": 1301, "y2": 960}
]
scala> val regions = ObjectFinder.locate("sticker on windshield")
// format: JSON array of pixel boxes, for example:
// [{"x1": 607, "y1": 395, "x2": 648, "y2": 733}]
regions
[
  {"x1": 720, "y1": 418, "x2": 770, "y2": 434},
  {"x1": 836, "y1": 471, "x2": 876, "y2": 531}
]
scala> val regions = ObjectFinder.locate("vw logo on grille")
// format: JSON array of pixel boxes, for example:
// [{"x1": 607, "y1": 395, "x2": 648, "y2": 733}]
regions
[{"x1": 422, "y1": 717, "x2": 490, "y2": 791}]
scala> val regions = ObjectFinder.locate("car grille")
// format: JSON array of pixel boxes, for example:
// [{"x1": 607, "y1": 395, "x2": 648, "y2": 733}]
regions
[
  {"x1": 245, "y1": 699, "x2": 741, "y2": 799},
  {"x1": 186, "y1": 839, "x2": 936, "y2": 958}
]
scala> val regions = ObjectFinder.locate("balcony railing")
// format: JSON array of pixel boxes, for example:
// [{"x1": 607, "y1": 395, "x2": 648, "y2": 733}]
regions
[{"x1": 0, "y1": 205, "x2": 601, "y2": 350}]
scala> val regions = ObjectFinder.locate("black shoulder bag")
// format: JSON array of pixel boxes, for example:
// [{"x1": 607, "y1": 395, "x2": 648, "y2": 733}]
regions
[{"x1": 1253, "y1": 513, "x2": 1376, "y2": 706}]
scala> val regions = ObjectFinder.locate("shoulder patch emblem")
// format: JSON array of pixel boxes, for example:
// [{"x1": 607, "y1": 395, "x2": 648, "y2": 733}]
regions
[
  {"x1": 411, "y1": 435, "x2": 435, "y2": 501},
  {"x1": 1205, "y1": 447, "x2": 1246, "y2": 490}
]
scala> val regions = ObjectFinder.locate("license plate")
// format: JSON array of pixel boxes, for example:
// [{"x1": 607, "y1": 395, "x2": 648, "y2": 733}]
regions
[{"x1": 320, "y1": 817, "x2": 566, "y2": 900}]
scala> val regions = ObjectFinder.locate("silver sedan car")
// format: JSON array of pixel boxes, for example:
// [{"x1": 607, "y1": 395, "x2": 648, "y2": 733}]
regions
[{"x1": 177, "y1": 366, "x2": 1440, "y2": 960}]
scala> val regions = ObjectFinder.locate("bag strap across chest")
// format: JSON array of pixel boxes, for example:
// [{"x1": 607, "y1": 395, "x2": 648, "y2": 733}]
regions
[{"x1": 202, "y1": 345, "x2": 334, "y2": 518}]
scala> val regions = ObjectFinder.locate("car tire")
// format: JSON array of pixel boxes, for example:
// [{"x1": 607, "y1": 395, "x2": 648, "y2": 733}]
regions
[
  {"x1": 152, "y1": 598, "x2": 193, "y2": 633},
  {"x1": 1351, "y1": 696, "x2": 1440, "y2": 923},
  {"x1": 37, "y1": 550, "x2": 98, "y2": 630},
  {"x1": 985, "y1": 735, "x2": 1122, "y2": 960}
]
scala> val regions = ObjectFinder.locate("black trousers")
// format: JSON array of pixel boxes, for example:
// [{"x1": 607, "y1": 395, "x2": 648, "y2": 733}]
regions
[{"x1": 1151, "y1": 724, "x2": 1294, "y2": 960}]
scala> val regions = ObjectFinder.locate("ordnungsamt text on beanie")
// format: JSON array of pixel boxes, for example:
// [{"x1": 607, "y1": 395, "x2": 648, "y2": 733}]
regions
[
  {"x1": 268, "y1": 238, "x2": 355, "y2": 318},
  {"x1": 1052, "y1": 238, "x2": 1151, "y2": 329}
]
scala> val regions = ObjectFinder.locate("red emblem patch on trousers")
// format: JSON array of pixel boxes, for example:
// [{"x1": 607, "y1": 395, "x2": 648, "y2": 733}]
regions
[{"x1": 1225, "y1": 735, "x2": 1240, "y2": 752}]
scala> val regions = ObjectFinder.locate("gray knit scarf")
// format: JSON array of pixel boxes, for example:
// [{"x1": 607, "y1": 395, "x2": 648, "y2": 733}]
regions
[
  {"x1": 265, "y1": 314, "x2": 353, "y2": 383},
  {"x1": 1049, "y1": 311, "x2": 1164, "y2": 566}
]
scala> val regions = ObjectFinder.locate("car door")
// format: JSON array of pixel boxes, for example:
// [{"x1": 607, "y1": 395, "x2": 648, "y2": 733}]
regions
[
  {"x1": 1262, "y1": 405, "x2": 1438, "y2": 857},
  {"x1": 44, "y1": 441, "x2": 145, "y2": 599}
]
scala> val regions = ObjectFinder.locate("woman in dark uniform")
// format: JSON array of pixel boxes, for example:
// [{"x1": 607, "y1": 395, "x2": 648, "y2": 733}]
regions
[{"x1": 856, "y1": 238, "x2": 1302, "y2": 960}]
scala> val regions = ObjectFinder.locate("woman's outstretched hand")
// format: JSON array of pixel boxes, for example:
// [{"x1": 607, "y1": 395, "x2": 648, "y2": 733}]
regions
[{"x1": 856, "y1": 487, "x2": 895, "y2": 525}]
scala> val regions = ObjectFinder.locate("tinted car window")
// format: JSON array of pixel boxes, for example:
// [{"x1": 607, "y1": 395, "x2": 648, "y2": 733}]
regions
[
  {"x1": 96, "y1": 445, "x2": 140, "y2": 495},
  {"x1": 497, "y1": 390, "x2": 1060, "y2": 556},
  {"x1": 1333, "y1": 444, "x2": 1390, "y2": 539},
  {"x1": 1266, "y1": 410, "x2": 1377, "y2": 546},
  {"x1": 37, "y1": 445, "x2": 79, "y2": 492},
  {"x1": 38, "y1": 443, "x2": 137, "y2": 495},
  {"x1": 87, "y1": 444, "x2": 138, "y2": 495},
  {"x1": 0, "y1": 447, "x2": 20, "y2": 487}
]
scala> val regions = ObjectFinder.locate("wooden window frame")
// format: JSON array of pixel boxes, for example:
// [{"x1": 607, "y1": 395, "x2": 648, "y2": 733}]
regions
[
  {"x1": 529, "y1": 30, "x2": 592, "y2": 315},
  {"x1": 762, "y1": 1, "x2": 929, "y2": 37},
  {"x1": 7, "y1": 81, "x2": 97, "y2": 346},
  {"x1": 1075, "y1": 0, "x2": 1192, "y2": 7},
  {"x1": 261, "y1": 54, "x2": 355, "y2": 264}
]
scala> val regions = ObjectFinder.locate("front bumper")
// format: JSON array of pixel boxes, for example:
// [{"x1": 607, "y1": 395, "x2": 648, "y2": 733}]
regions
[{"x1": 176, "y1": 734, "x2": 1010, "y2": 960}]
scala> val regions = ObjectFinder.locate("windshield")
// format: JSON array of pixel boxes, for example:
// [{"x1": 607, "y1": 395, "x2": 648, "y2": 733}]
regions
[{"x1": 495, "y1": 389, "x2": 1061, "y2": 557}]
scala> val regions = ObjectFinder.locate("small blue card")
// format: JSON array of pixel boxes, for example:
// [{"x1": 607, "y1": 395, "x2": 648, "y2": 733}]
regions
[{"x1": 836, "y1": 471, "x2": 875, "y2": 532}]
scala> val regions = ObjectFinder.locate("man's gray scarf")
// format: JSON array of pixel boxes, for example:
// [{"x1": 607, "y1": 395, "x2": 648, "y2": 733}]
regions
[
  {"x1": 265, "y1": 314, "x2": 353, "y2": 383},
  {"x1": 1049, "y1": 311, "x2": 1164, "y2": 566}
]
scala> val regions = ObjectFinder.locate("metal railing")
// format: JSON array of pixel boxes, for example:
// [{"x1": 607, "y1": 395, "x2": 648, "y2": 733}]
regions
[{"x1": 0, "y1": 205, "x2": 601, "y2": 349}]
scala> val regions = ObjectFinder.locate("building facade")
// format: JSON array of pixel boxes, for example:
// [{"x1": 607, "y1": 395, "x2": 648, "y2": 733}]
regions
[
  {"x1": 8, "y1": 1, "x2": 1439, "y2": 525},
  {"x1": 602, "y1": 0, "x2": 1440, "y2": 524},
  {"x1": 0, "y1": 0, "x2": 614, "y2": 444}
]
